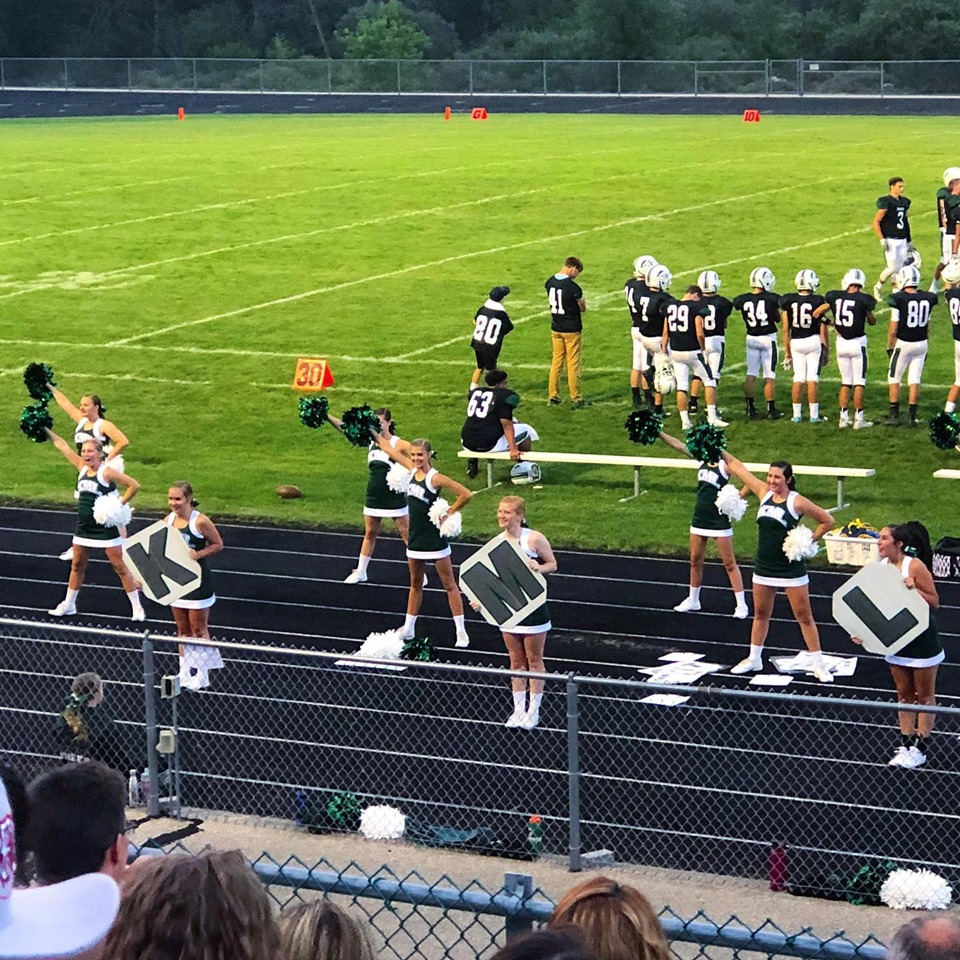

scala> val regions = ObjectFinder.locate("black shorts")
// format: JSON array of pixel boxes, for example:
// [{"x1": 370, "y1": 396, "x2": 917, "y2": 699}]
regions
[{"x1": 473, "y1": 346, "x2": 500, "y2": 371}]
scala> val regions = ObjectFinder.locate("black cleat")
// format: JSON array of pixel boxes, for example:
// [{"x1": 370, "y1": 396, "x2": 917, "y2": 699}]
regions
[{"x1": 466, "y1": 458, "x2": 479, "y2": 479}]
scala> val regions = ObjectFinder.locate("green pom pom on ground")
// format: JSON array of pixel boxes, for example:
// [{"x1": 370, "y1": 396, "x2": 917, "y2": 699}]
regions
[{"x1": 929, "y1": 411, "x2": 960, "y2": 450}]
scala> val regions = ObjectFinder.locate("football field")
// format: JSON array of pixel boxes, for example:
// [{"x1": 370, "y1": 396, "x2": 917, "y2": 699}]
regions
[{"x1": 2, "y1": 112, "x2": 958, "y2": 554}]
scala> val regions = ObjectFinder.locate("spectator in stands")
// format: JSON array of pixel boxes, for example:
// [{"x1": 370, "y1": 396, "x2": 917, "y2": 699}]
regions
[
  {"x1": 27, "y1": 761, "x2": 128, "y2": 886},
  {"x1": 490, "y1": 926, "x2": 594, "y2": 960},
  {"x1": 547, "y1": 876, "x2": 670, "y2": 960},
  {"x1": 100, "y1": 849, "x2": 279, "y2": 960},
  {"x1": 0, "y1": 778, "x2": 120, "y2": 959},
  {"x1": 888, "y1": 916, "x2": 960, "y2": 960},
  {"x1": 279, "y1": 900, "x2": 376, "y2": 960},
  {"x1": 0, "y1": 763, "x2": 31, "y2": 887},
  {"x1": 59, "y1": 672, "x2": 134, "y2": 771}
]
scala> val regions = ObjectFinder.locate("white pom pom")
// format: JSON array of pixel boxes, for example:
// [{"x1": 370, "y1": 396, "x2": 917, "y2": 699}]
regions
[
  {"x1": 360, "y1": 804, "x2": 406, "y2": 840},
  {"x1": 105, "y1": 453, "x2": 125, "y2": 474},
  {"x1": 881, "y1": 869, "x2": 953, "y2": 910},
  {"x1": 356, "y1": 631, "x2": 404, "y2": 661},
  {"x1": 92, "y1": 493, "x2": 132, "y2": 528},
  {"x1": 386, "y1": 462, "x2": 412, "y2": 494},
  {"x1": 783, "y1": 526, "x2": 817, "y2": 562},
  {"x1": 428, "y1": 498, "x2": 462, "y2": 538},
  {"x1": 715, "y1": 484, "x2": 747, "y2": 522}
]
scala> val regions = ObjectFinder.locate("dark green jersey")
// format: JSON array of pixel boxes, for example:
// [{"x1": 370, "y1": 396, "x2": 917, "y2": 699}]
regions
[
  {"x1": 406, "y1": 468, "x2": 448, "y2": 556},
  {"x1": 886, "y1": 558, "x2": 942, "y2": 662},
  {"x1": 167, "y1": 510, "x2": 214, "y2": 602},
  {"x1": 365, "y1": 438, "x2": 407, "y2": 512},
  {"x1": 754, "y1": 491, "x2": 807, "y2": 580},
  {"x1": 75, "y1": 464, "x2": 118, "y2": 542},
  {"x1": 691, "y1": 462, "x2": 732, "y2": 533},
  {"x1": 876, "y1": 193, "x2": 911, "y2": 241}
]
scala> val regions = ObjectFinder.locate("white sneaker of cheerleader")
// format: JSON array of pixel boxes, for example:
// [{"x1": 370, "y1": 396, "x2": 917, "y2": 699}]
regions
[{"x1": 178, "y1": 642, "x2": 224, "y2": 692}]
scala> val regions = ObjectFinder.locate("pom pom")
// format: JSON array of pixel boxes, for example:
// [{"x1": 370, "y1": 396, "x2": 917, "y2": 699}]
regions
[
  {"x1": 428, "y1": 498, "x2": 462, "y2": 538},
  {"x1": 19, "y1": 402, "x2": 53, "y2": 443},
  {"x1": 23, "y1": 362, "x2": 55, "y2": 402},
  {"x1": 326, "y1": 791, "x2": 362, "y2": 830},
  {"x1": 105, "y1": 453, "x2": 125, "y2": 476},
  {"x1": 387, "y1": 462, "x2": 412, "y2": 494},
  {"x1": 356, "y1": 631, "x2": 404, "y2": 661},
  {"x1": 880, "y1": 868, "x2": 953, "y2": 910},
  {"x1": 359, "y1": 804, "x2": 406, "y2": 840},
  {"x1": 929, "y1": 411, "x2": 960, "y2": 450},
  {"x1": 298, "y1": 396, "x2": 329, "y2": 429},
  {"x1": 400, "y1": 635, "x2": 433, "y2": 662},
  {"x1": 92, "y1": 493, "x2": 132, "y2": 528},
  {"x1": 624, "y1": 409, "x2": 663, "y2": 445},
  {"x1": 715, "y1": 483, "x2": 747, "y2": 522},
  {"x1": 686, "y1": 424, "x2": 727, "y2": 464},
  {"x1": 340, "y1": 405, "x2": 380, "y2": 447},
  {"x1": 783, "y1": 526, "x2": 818, "y2": 562}
]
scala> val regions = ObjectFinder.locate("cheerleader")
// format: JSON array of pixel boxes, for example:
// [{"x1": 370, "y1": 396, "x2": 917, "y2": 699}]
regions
[
  {"x1": 166, "y1": 482, "x2": 224, "y2": 692},
  {"x1": 44, "y1": 429, "x2": 144, "y2": 621}
]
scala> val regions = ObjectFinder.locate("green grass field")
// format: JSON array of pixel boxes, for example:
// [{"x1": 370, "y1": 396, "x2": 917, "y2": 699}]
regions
[{"x1": 3, "y1": 112, "x2": 959, "y2": 557}]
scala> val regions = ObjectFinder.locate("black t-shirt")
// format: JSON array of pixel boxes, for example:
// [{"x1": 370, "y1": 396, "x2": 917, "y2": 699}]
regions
[
  {"x1": 945, "y1": 288, "x2": 960, "y2": 342},
  {"x1": 471, "y1": 300, "x2": 514, "y2": 353},
  {"x1": 779, "y1": 293, "x2": 827, "y2": 340},
  {"x1": 824, "y1": 290, "x2": 877, "y2": 340},
  {"x1": 886, "y1": 289, "x2": 937, "y2": 343},
  {"x1": 876, "y1": 194, "x2": 912, "y2": 241},
  {"x1": 624, "y1": 278, "x2": 651, "y2": 328},
  {"x1": 732, "y1": 291, "x2": 781, "y2": 337},
  {"x1": 461, "y1": 386, "x2": 520, "y2": 451},
  {"x1": 545, "y1": 274, "x2": 583, "y2": 333},
  {"x1": 700, "y1": 294, "x2": 733, "y2": 336},
  {"x1": 661, "y1": 297, "x2": 709, "y2": 352}
]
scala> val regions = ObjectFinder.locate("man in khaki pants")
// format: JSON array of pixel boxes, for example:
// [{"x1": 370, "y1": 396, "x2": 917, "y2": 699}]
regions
[{"x1": 544, "y1": 256, "x2": 588, "y2": 408}]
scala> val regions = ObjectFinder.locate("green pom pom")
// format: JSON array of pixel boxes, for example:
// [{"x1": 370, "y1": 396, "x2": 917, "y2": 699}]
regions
[
  {"x1": 686, "y1": 423, "x2": 727, "y2": 463},
  {"x1": 624, "y1": 409, "x2": 663, "y2": 445},
  {"x1": 326, "y1": 791, "x2": 362, "y2": 830},
  {"x1": 929, "y1": 411, "x2": 960, "y2": 450},
  {"x1": 298, "y1": 396, "x2": 329, "y2": 429},
  {"x1": 340, "y1": 405, "x2": 380, "y2": 447},
  {"x1": 23, "y1": 362, "x2": 55, "y2": 403},
  {"x1": 400, "y1": 635, "x2": 433, "y2": 662},
  {"x1": 20, "y1": 402, "x2": 53, "y2": 442}
]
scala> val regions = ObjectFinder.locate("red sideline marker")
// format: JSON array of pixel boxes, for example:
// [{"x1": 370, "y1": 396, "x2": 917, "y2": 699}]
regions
[
  {"x1": 444, "y1": 106, "x2": 451, "y2": 120},
  {"x1": 742, "y1": 109, "x2": 760, "y2": 123},
  {"x1": 470, "y1": 107, "x2": 488, "y2": 121},
  {"x1": 177, "y1": 107, "x2": 185, "y2": 121}
]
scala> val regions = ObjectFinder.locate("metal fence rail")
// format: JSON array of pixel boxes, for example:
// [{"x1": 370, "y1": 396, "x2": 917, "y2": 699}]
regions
[
  {"x1": 2, "y1": 616, "x2": 958, "y2": 911},
  {"x1": 3, "y1": 57, "x2": 960, "y2": 97},
  {"x1": 129, "y1": 847, "x2": 889, "y2": 959}
]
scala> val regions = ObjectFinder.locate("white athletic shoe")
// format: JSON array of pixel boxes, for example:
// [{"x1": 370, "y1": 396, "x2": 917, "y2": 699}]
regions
[
  {"x1": 131, "y1": 607, "x2": 146, "y2": 623},
  {"x1": 181, "y1": 669, "x2": 210, "y2": 692},
  {"x1": 455, "y1": 632, "x2": 470, "y2": 649},
  {"x1": 48, "y1": 600, "x2": 77, "y2": 617},
  {"x1": 59, "y1": 547, "x2": 75, "y2": 561},
  {"x1": 888, "y1": 746, "x2": 912, "y2": 767},
  {"x1": 673, "y1": 597, "x2": 701, "y2": 613},
  {"x1": 838, "y1": 418, "x2": 851, "y2": 429},
  {"x1": 504, "y1": 710, "x2": 526, "y2": 728},
  {"x1": 519, "y1": 709, "x2": 540, "y2": 730},
  {"x1": 393, "y1": 627, "x2": 415, "y2": 642},
  {"x1": 343, "y1": 569, "x2": 368, "y2": 584},
  {"x1": 730, "y1": 657, "x2": 763, "y2": 675},
  {"x1": 708, "y1": 417, "x2": 729, "y2": 428},
  {"x1": 901, "y1": 746, "x2": 927, "y2": 768},
  {"x1": 808, "y1": 416, "x2": 828, "y2": 424},
  {"x1": 853, "y1": 419, "x2": 873, "y2": 430},
  {"x1": 812, "y1": 665, "x2": 834, "y2": 683},
  {"x1": 733, "y1": 604, "x2": 750, "y2": 620}
]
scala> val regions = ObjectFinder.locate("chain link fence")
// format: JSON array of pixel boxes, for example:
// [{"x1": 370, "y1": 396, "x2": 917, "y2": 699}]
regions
[
  {"x1": 4, "y1": 56, "x2": 960, "y2": 96},
  {"x1": 2, "y1": 616, "x2": 958, "y2": 914}
]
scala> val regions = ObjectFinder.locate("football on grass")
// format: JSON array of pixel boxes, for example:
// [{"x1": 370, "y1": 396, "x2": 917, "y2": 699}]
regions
[{"x1": 275, "y1": 485, "x2": 303, "y2": 500}]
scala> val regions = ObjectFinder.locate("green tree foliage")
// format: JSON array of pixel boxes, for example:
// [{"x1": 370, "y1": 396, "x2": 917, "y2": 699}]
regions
[{"x1": 336, "y1": 0, "x2": 430, "y2": 59}]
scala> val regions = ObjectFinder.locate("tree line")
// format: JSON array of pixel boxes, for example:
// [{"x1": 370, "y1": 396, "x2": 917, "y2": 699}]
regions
[{"x1": 2, "y1": 0, "x2": 959, "y2": 62}]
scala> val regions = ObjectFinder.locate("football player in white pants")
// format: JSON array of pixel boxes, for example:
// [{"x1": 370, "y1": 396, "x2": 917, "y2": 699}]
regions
[
  {"x1": 931, "y1": 167, "x2": 960, "y2": 293},
  {"x1": 940, "y1": 259, "x2": 960, "y2": 415},
  {"x1": 732, "y1": 267, "x2": 784, "y2": 420},
  {"x1": 688, "y1": 270, "x2": 732, "y2": 416},
  {"x1": 625, "y1": 254, "x2": 659, "y2": 408},
  {"x1": 872, "y1": 176, "x2": 915, "y2": 301},
  {"x1": 781, "y1": 270, "x2": 829, "y2": 423}
]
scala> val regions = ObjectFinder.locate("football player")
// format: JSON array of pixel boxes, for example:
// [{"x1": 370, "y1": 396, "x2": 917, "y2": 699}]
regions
[
  {"x1": 732, "y1": 267, "x2": 783, "y2": 420},
  {"x1": 624, "y1": 254, "x2": 658, "y2": 408},
  {"x1": 873, "y1": 176, "x2": 915, "y2": 301},
  {"x1": 814, "y1": 268, "x2": 878, "y2": 429},
  {"x1": 637, "y1": 264, "x2": 675, "y2": 415},
  {"x1": 780, "y1": 270, "x2": 829, "y2": 423},
  {"x1": 470, "y1": 286, "x2": 513, "y2": 390},
  {"x1": 931, "y1": 167, "x2": 960, "y2": 293},
  {"x1": 884, "y1": 265, "x2": 938, "y2": 427},
  {"x1": 940, "y1": 259, "x2": 960, "y2": 416},
  {"x1": 688, "y1": 270, "x2": 732, "y2": 416}
]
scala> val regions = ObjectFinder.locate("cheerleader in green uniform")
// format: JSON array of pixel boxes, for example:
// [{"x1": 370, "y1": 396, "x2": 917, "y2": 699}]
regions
[
  {"x1": 374, "y1": 435, "x2": 473, "y2": 647},
  {"x1": 660, "y1": 431, "x2": 749, "y2": 619},
  {"x1": 721, "y1": 452, "x2": 835, "y2": 682}
]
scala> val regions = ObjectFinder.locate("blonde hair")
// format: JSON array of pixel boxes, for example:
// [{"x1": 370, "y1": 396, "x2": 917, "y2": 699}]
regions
[
  {"x1": 498, "y1": 495, "x2": 526, "y2": 518},
  {"x1": 410, "y1": 438, "x2": 434, "y2": 456},
  {"x1": 280, "y1": 900, "x2": 376, "y2": 960},
  {"x1": 101, "y1": 850, "x2": 279, "y2": 960},
  {"x1": 548, "y1": 877, "x2": 670, "y2": 960}
]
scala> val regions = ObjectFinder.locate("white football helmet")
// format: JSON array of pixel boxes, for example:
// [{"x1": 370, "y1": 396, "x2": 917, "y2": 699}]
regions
[
  {"x1": 941, "y1": 258, "x2": 960, "y2": 285},
  {"x1": 654, "y1": 362, "x2": 676, "y2": 396},
  {"x1": 697, "y1": 270, "x2": 721, "y2": 294},
  {"x1": 903, "y1": 246, "x2": 922, "y2": 271},
  {"x1": 944, "y1": 166, "x2": 960, "y2": 188},
  {"x1": 897, "y1": 265, "x2": 921, "y2": 289},
  {"x1": 647, "y1": 264, "x2": 672, "y2": 292},
  {"x1": 841, "y1": 268, "x2": 866, "y2": 289},
  {"x1": 633, "y1": 254, "x2": 658, "y2": 280},
  {"x1": 795, "y1": 269, "x2": 820, "y2": 292},
  {"x1": 749, "y1": 266, "x2": 776, "y2": 291},
  {"x1": 510, "y1": 461, "x2": 541, "y2": 485}
]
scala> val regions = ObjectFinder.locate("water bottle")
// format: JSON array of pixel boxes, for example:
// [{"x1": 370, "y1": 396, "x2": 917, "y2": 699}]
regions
[
  {"x1": 769, "y1": 840, "x2": 787, "y2": 891},
  {"x1": 527, "y1": 815, "x2": 544, "y2": 856},
  {"x1": 140, "y1": 767, "x2": 152, "y2": 805},
  {"x1": 127, "y1": 769, "x2": 140, "y2": 806}
]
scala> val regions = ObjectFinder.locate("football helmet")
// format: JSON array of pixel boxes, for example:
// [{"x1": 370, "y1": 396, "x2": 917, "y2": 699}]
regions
[
  {"x1": 897, "y1": 265, "x2": 921, "y2": 289},
  {"x1": 841, "y1": 268, "x2": 866, "y2": 289},
  {"x1": 510, "y1": 461, "x2": 541, "y2": 485},
  {"x1": 633, "y1": 254, "x2": 658, "y2": 280},
  {"x1": 654, "y1": 362, "x2": 676, "y2": 396},
  {"x1": 647, "y1": 264, "x2": 673, "y2": 292},
  {"x1": 795, "y1": 269, "x2": 820, "y2": 292},
  {"x1": 944, "y1": 166, "x2": 960, "y2": 188},
  {"x1": 749, "y1": 266, "x2": 776, "y2": 291},
  {"x1": 941, "y1": 258, "x2": 960, "y2": 285},
  {"x1": 697, "y1": 270, "x2": 721, "y2": 294}
]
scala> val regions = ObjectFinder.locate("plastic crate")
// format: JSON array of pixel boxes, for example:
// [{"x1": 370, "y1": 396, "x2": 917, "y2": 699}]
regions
[{"x1": 823, "y1": 534, "x2": 879, "y2": 566}]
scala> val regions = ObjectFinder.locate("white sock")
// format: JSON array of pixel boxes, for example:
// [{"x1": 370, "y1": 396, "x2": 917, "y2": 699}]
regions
[
  {"x1": 855, "y1": 409, "x2": 865, "y2": 422},
  {"x1": 355, "y1": 554, "x2": 371, "y2": 575},
  {"x1": 840, "y1": 407, "x2": 849, "y2": 421},
  {"x1": 127, "y1": 590, "x2": 144, "y2": 613},
  {"x1": 747, "y1": 644, "x2": 764, "y2": 664},
  {"x1": 946, "y1": 401, "x2": 957, "y2": 413},
  {"x1": 64, "y1": 587, "x2": 79, "y2": 606},
  {"x1": 810, "y1": 402, "x2": 819, "y2": 419},
  {"x1": 403, "y1": 614, "x2": 417, "y2": 635},
  {"x1": 689, "y1": 586, "x2": 701, "y2": 602},
  {"x1": 453, "y1": 614, "x2": 466, "y2": 633},
  {"x1": 513, "y1": 691, "x2": 526, "y2": 713},
  {"x1": 706, "y1": 404, "x2": 718, "y2": 420},
  {"x1": 792, "y1": 403, "x2": 802, "y2": 418},
  {"x1": 811, "y1": 650, "x2": 825, "y2": 668},
  {"x1": 529, "y1": 692, "x2": 543, "y2": 711},
  {"x1": 680, "y1": 411, "x2": 692, "y2": 429},
  {"x1": 734, "y1": 591, "x2": 746, "y2": 606}
]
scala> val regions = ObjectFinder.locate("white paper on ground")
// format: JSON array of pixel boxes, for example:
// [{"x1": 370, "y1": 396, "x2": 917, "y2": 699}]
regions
[
  {"x1": 334, "y1": 659, "x2": 407, "y2": 672},
  {"x1": 750, "y1": 674, "x2": 793, "y2": 686},
  {"x1": 642, "y1": 662, "x2": 725, "y2": 685},
  {"x1": 658, "y1": 652, "x2": 705, "y2": 663},
  {"x1": 640, "y1": 693, "x2": 691, "y2": 706},
  {"x1": 771, "y1": 652, "x2": 857, "y2": 677}
]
